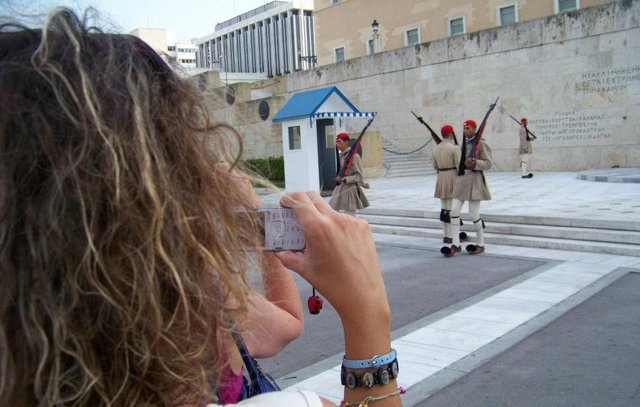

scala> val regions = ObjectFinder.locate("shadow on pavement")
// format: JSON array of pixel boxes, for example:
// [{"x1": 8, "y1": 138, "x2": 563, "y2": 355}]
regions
[
  {"x1": 262, "y1": 244, "x2": 545, "y2": 380},
  {"x1": 420, "y1": 271, "x2": 640, "y2": 407}
]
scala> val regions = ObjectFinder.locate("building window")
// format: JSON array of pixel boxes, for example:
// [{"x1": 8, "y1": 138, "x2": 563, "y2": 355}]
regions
[
  {"x1": 334, "y1": 46, "x2": 345, "y2": 63},
  {"x1": 324, "y1": 127, "x2": 336, "y2": 148},
  {"x1": 498, "y1": 4, "x2": 517, "y2": 26},
  {"x1": 168, "y1": 45, "x2": 176, "y2": 51},
  {"x1": 448, "y1": 17, "x2": 465, "y2": 36},
  {"x1": 556, "y1": 0, "x2": 579, "y2": 13},
  {"x1": 405, "y1": 28, "x2": 420, "y2": 46},
  {"x1": 288, "y1": 126, "x2": 302, "y2": 150},
  {"x1": 367, "y1": 39, "x2": 374, "y2": 55}
]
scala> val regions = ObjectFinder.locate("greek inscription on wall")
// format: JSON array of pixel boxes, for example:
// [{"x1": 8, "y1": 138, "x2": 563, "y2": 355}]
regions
[
  {"x1": 578, "y1": 65, "x2": 640, "y2": 94},
  {"x1": 528, "y1": 111, "x2": 612, "y2": 146}
]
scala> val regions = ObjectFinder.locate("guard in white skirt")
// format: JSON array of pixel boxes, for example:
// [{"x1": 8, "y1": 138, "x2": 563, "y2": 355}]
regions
[
  {"x1": 443, "y1": 119, "x2": 493, "y2": 257},
  {"x1": 431, "y1": 124, "x2": 461, "y2": 244},
  {"x1": 328, "y1": 132, "x2": 370, "y2": 216},
  {"x1": 519, "y1": 117, "x2": 534, "y2": 178}
]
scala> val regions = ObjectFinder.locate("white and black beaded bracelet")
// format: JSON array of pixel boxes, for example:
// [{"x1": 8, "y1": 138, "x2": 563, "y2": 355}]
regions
[{"x1": 340, "y1": 359, "x2": 399, "y2": 389}]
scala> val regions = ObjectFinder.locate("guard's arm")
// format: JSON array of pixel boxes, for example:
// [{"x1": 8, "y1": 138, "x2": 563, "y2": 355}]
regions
[
  {"x1": 343, "y1": 154, "x2": 364, "y2": 184},
  {"x1": 473, "y1": 143, "x2": 493, "y2": 171}
]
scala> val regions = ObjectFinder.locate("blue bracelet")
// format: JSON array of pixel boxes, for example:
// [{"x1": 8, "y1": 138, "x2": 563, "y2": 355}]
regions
[{"x1": 342, "y1": 349, "x2": 397, "y2": 369}]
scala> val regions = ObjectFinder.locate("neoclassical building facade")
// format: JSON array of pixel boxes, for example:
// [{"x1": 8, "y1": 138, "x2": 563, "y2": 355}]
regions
[
  {"x1": 196, "y1": 0, "x2": 315, "y2": 77},
  {"x1": 314, "y1": 0, "x2": 614, "y2": 65}
]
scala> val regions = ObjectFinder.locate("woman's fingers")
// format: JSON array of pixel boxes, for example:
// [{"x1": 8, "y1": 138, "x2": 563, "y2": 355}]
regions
[
  {"x1": 274, "y1": 250, "x2": 305, "y2": 275},
  {"x1": 274, "y1": 191, "x2": 388, "y2": 322}
]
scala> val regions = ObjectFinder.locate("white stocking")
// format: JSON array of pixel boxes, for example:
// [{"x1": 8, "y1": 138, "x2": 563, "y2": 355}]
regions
[
  {"x1": 520, "y1": 154, "x2": 530, "y2": 175},
  {"x1": 440, "y1": 198, "x2": 452, "y2": 239},
  {"x1": 469, "y1": 200, "x2": 484, "y2": 247},
  {"x1": 450, "y1": 199, "x2": 464, "y2": 246}
]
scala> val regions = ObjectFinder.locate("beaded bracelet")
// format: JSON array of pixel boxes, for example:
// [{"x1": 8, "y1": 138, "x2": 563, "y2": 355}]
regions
[
  {"x1": 341, "y1": 386, "x2": 405, "y2": 407},
  {"x1": 342, "y1": 349, "x2": 397, "y2": 369},
  {"x1": 341, "y1": 359, "x2": 399, "y2": 389}
]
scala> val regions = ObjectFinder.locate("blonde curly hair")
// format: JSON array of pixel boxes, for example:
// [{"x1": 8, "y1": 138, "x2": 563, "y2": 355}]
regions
[{"x1": 0, "y1": 8, "x2": 262, "y2": 406}]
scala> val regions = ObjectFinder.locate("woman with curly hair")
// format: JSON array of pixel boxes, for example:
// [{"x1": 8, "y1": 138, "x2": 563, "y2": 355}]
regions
[{"x1": 0, "y1": 8, "x2": 399, "y2": 407}]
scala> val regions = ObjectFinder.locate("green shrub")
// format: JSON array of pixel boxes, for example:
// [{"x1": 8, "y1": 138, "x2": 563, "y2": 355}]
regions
[{"x1": 244, "y1": 156, "x2": 285, "y2": 181}]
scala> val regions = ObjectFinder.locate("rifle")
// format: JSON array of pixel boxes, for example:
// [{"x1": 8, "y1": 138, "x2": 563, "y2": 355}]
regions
[
  {"x1": 508, "y1": 114, "x2": 537, "y2": 140},
  {"x1": 411, "y1": 111, "x2": 441, "y2": 144},
  {"x1": 458, "y1": 97, "x2": 499, "y2": 175},
  {"x1": 474, "y1": 97, "x2": 500, "y2": 154},
  {"x1": 337, "y1": 116, "x2": 376, "y2": 178}
]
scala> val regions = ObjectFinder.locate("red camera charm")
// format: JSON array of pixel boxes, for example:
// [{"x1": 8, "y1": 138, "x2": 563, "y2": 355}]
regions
[{"x1": 307, "y1": 295, "x2": 323, "y2": 314}]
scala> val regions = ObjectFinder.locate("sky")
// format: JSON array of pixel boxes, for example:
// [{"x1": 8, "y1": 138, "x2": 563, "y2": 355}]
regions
[{"x1": 1, "y1": 0, "x2": 271, "y2": 40}]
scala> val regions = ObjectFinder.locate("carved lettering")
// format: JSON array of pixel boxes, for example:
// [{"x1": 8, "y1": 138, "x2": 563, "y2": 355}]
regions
[
  {"x1": 528, "y1": 111, "x2": 612, "y2": 146},
  {"x1": 578, "y1": 65, "x2": 640, "y2": 94}
]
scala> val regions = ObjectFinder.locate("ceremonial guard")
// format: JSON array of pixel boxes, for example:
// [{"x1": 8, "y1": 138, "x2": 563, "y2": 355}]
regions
[
  {"x1": 443, "y1": 119, "x2": 493, "y2": 257},
  {"x1": 432, "y1": 124, "x2": 461, "y2": 244},
  {"x1": 519, "y1": 117, "x2": 535, "y2": 178},
  {"x1": 329, "y1": 132, "x2": 369, "y2": 216}
]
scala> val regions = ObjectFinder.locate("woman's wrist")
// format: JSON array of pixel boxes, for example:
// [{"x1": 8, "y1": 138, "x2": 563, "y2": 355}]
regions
[{"x1": 342, "y1": 305, "x2": 392, "y2": 360}]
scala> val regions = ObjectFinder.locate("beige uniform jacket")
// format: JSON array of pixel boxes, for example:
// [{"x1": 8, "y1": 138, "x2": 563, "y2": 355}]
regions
[
  {"x1": 329, "y1": 149, "x2": 370, "y2": 211},
  {"x1": 432, "y1": 140, "x2": 461, "y2": 199},
  {"x1": 451, "y1": 141, "x2": 492, "y2": 201},
  {"x1": 519, "y1": 126, "x2": 533, "y2": 155}
]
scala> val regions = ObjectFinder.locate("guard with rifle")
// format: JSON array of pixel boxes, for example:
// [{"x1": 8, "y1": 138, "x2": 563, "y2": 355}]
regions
[
  {"x1": 328, "y1": 132, "x2": 370, "y2": 216},
  {"x1": 443, "y1": 97, "x2": 498, "y2": 257},
  {"x1": 432, "y1": 124, "x2": 462, "y2": 244},
  {"x1": 516, "y1": 116, "x2": 535, "y2": 178}
]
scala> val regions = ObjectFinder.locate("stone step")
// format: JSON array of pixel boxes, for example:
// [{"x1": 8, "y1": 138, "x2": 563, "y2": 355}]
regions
[
  {"x1": 386, "y1": 168, "x2": 432, "y2": 176},
  {"x1": 386, "y1": 168, "x2": 435, "y2": 177},
  {"x1": 384, "y1": 155, "x2": 431, "y2": 164},
  {"x1": 369, "y1": 224, "x2": 640, "y2": 257},
  {"x1": 383, "y1": 152, "x2": 429, "y2": 160},
  {"x1": 384, "y1": 161, "x2": 431, "y2": 170},
  {"x1": 382, "y1": 138, "x2": 434, "y2": 179},
  {"x1": 383, "y1": 150, "x2": 435, "y2": 177},
  {"x1": 384, "y1": 161, "x2": 431, "y2": 169},
  {"x1": 359, "y1": 208, "x2": 640, "y2": 232},
  {"x1": 385, "y1": 160, "x2": 431, "y2": 168},
  {"x1": 361, "y1": 214, "x2": 640, "y2": 245},
  {"x1": 358, "y1": 207, "x2": 640, "y2": 256}
]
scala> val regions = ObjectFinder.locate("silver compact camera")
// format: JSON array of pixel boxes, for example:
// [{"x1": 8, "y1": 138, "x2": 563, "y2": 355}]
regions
[{"x1": 259, "y1": 207, "x2": 305, "y2": 252}]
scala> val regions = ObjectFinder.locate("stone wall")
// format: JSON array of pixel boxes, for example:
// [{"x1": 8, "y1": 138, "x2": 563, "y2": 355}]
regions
[
  {"x1": 198, "y1": 73, "x2": 287, "y2": 159},
  {"x1": 203, "y1": 0, "x2": 640, "y2": 173},
  {"x1": 353, "y1": 131, "x2": 385, "y2": 179}
]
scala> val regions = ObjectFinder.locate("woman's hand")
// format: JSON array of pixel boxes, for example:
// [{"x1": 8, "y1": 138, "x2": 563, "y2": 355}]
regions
[{"x1": 275, "y1": 191, "x2": 391, "y2": 358}]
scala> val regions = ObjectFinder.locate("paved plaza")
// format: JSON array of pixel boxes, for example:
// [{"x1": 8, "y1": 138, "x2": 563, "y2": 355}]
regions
[
  {"x1": 364, "y1": 169, "x2": 640, "y2": 222},
  {"x1": 263, "y1": 169, "x2": 640, "y2": 406}
]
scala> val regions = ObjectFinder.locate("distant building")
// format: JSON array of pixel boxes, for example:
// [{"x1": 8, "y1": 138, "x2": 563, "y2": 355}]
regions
[
  {"x1": 129, "y1": 28, "x2": 198, "y2": 72},
  {"x1": 196, "y1": 0, "x2": 316, "y2": 77},
  {"x1": 170, "y1": 42, "x2": 198, "y2": 70},
  {"x1": 313, "y1": 0, "x2": 614, "y2": 66}
]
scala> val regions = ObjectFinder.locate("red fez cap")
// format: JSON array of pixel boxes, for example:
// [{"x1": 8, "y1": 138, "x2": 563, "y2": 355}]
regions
[
  {"x1": 521, "y1": 117, "x2": 528, "y2": 124},
  {"x1": 463, "y1": 119, "x2": 477, "y2": 128},
  {"x1": 336, "y1": 132, "x2": 350, "y2": 141},
  {"x1": 440, "y1": 124, "x2": 454, "y2": 136}
]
